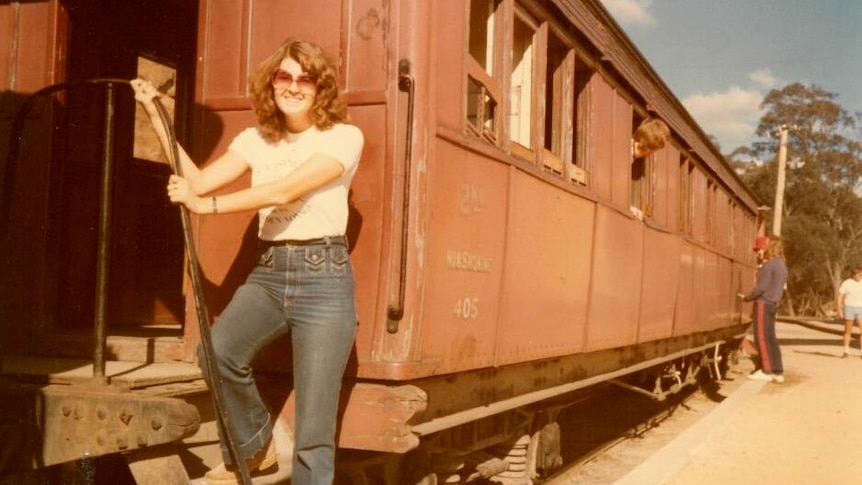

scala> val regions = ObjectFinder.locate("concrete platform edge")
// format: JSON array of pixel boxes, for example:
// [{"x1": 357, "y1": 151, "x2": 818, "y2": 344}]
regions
[{"x1": 612, "y1": 377, "x2": 768, "y2": 485}]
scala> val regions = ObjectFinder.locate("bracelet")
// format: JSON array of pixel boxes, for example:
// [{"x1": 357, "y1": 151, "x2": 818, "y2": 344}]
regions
[{"x1": 212, "y1": 196, "x2": 218, "y2": 214}]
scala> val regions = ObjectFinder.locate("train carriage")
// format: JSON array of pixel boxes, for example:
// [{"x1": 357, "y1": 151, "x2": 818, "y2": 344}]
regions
[{"x1": 0, "y1": 0, "x2": 761, "y2": 483}]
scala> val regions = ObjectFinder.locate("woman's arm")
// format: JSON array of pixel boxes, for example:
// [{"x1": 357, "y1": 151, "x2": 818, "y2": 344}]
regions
[
  {"x1": 169, "y1": 153, "x2": 344, "y2": 215},
  {"x1": 130, "y1": 78, "x2": 247, "y2": 195}
]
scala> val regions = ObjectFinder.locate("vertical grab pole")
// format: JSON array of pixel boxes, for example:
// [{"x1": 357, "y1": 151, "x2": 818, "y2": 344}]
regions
[
  {"x1": 386, "y1": 59, "x2": 415, "y2": 333},
  {"x1": 92, "y1": 82, "x2": 116, "y2": 384},
  {"x1": 152, "y1": 99, "x2": 252, "y2": 485}
]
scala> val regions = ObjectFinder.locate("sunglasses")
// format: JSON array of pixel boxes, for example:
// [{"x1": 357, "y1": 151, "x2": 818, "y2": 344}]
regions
[{"x1": 271, "y1": 70, "x2": 317, "y2": 90}]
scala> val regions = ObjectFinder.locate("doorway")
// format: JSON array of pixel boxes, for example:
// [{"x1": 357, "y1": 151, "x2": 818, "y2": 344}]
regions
[{"x1": 50, "y1": 0, "x2": 199, "y2": 337}]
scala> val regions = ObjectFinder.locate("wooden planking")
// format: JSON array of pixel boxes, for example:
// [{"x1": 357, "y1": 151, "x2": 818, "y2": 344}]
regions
[{"x1": 1, "y1": 356, "x2": 203, "y2": 389}]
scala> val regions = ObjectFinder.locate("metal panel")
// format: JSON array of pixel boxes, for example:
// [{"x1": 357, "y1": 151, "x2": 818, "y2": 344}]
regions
[
  {"x1": 672, "y1": 242, "x2": 696, "y2": 336},
  {"x1": 651, "y1": 144, "x2": 674, "y2": 228},
  {"x1": 247, "y1": 0, "x2": 347, "y2": 81},
  {"x1": 199, "y1": 0, "x2": 249, "y2": 101},
  {"x1": 637, "y1": 229, "x2": 680, "y2": 342},
  {"x1": 342, "y1": 104, "x2": 390, "y2": 366},
  {"x1": 585, "y1": 204, "x2": 643, "y2": 351},
  {"x1": 416, "y1": 140, "x2": 508, "y2": 373},
  {"x1": 689, "y1": 246, "x2": 709, "y2": 331},
  {"x1": 0, "y1": 6, "x2": 14, "y2": 93},
  {"x1": 495, "y1": 169, "x2": 593, "y2": 365}
]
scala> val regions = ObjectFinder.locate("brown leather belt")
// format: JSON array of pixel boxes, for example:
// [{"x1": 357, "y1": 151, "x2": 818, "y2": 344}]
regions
[{"x1": 259, "y1": 235, "x2": 348, "y2": 248}]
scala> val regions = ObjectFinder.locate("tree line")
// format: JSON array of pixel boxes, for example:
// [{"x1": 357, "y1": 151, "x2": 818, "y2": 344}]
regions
[{"x1": 729, "y1": 83, "x2": 862, "y2": 318}]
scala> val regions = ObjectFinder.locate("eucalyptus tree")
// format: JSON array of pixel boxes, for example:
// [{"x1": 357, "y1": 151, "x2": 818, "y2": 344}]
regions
[{"x1": 744, "y1": 83, "x2": 862, "y2": 316}]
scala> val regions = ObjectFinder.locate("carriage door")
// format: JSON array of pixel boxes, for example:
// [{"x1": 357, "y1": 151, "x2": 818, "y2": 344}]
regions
[{"x1": 48, "y1": 1, "x2": 198, "y2": 351}]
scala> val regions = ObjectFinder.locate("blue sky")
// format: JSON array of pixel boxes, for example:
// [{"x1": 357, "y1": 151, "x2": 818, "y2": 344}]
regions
[{"x1": 599, "y1": 0, "x2": 862, "y2": 152}]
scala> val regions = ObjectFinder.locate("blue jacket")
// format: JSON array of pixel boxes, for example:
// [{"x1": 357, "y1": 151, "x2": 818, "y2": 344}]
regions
[{"x1": 744, "y1": 257, "x2": 788, "y2": 304}]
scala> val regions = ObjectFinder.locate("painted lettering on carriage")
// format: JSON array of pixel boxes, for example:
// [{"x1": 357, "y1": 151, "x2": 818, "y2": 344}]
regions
[
  {"x1": 453, "y1": 297, "x2": 479, "y2": 320},
  {"x1": 459, "y1": 183, "x2": 485, "y2": 215},
  {"x1": 446, "y1": 250, "x2": 492, "y2": 273}
]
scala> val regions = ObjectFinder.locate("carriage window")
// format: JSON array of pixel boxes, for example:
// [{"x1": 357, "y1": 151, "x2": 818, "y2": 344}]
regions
[
  {"x1": 706, "y1": 179, "x2": 717, "y2": 246},
  {"x1": 469, "y1": 0, "x2": 499, "y2": 74},
  {"x1": 679, "y1": 156, "x2": 693, "y2": 235},
  {"x1": 134, "y1": 56, "x2": 176, "y2": 164},
  {"x1": 542, "y1": 30, "x2": 569, "y2": 175},
  {"x1": 510, "y1": 13, "x2": 535, "y2": 152},
  {"x1": 571, "y1": 56, "x2": 593, "y2": 185},
  {"x1": 467, "y1": 0, "x2": 502, "y2": 142},
  {"x1": 467, "y1": 0, "x2": 595, "y2": 179},
  {"x1": 630, "y1": 114, "x2": 649, "y2": 218},
  {"x1": 728, "y1": 200, "x2": 737, "y2": 253},
  {"x1": 467, "y1": 75, "x2": 499, "y2": 142}
]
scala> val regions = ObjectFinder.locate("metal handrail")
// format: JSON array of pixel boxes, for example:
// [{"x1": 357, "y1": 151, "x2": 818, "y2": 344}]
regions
[
  {"x1": 2, "y1": 78, "x2": 129, "y2": 383},
  {"x1": 2, "y1": 79, "x2": 251, "y2": 483},
  {"x1": 386, "y1": 59, "x2": 415, "y2": 334}
]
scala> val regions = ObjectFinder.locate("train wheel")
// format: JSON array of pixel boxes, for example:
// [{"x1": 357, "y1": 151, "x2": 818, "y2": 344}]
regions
[{"x1": 526, "y1": 422, "x2": 563, "y2": 480}]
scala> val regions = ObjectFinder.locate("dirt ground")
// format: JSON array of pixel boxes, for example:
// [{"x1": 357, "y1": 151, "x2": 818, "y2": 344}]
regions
[{"x1": 553, "y1": 320, "x2": 862, "y2": 485}]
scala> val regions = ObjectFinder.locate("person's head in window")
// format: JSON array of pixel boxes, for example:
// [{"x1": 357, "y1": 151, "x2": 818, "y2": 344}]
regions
[{"x1": 632, "y1": 118, "x2": 670, "y2": 158}]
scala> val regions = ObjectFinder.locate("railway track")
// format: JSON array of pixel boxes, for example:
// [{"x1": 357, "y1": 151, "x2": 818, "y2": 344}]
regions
[{"x1": 542, "y1": 359, "x2": 753, "y2": 485}]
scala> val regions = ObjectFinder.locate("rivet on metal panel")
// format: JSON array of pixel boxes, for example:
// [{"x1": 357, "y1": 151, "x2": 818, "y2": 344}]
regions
[
  {"x1": 120, "y1": 409, "x2": 133, "y2": 425},
  {"x1": 151, "y1": 417, "x2": 163, "y2": 431}
]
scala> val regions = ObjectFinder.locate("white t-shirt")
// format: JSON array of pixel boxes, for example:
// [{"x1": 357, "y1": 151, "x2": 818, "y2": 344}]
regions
[
  {"x1": 838, "y1": 278, "x2": 862, "y2": 307},
  {"x1": 229, "y1": 124, "x2": 363, "y2": 241}
]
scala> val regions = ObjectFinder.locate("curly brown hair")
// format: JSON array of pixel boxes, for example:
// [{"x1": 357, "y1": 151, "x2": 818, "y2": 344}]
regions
[
  {"x1": 633, "y1": 118, "x2": 671, "y2": 153},
  {"x1": 249, "y1": 39, "x2": 349, "y2": 143}
]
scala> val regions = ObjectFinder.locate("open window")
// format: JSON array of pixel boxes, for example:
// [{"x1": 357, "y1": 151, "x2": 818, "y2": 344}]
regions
[
  {"x1": 467, "y1": 0, "x2": 502, "y2": 142},
  {"x1": 570, "y1": 55, "x2": 593, "y2": 185},
  {"x1": 679, "y1": 155, "x2": 694, "y2": 235},
  {"x1": 133, "y1": 55, "x2": 177, "y2": 164},
  {"x1": 509, "y1": 10, "x2": 537, "y2": 157},
  {"x1": 465, "y1": 0, "x2": 593, "y2": 186},
  {"x1": 630, "y1": 114, "x2": 650, "y2": 218}
]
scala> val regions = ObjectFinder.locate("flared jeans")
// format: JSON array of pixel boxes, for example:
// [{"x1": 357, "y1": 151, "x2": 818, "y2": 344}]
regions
[{"x1": 198, "y1": 238, "x2": 357, "y2": 485}]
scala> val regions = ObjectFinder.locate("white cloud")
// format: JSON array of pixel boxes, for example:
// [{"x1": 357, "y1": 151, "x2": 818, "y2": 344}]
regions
[
  {"x1": 749, "y1": 69, "x2": 783, "y2": 90},
  {"x1": 682, "y1": 86, "x2": 764, "y2": 150},
  {"x1": 600, "y1": 0, "x2": 656, "y2": 28}
]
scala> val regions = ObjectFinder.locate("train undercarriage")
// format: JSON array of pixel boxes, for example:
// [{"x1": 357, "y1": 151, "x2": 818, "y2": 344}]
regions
[{"x1": 0, "y1": 329, "x2": 743, "y2": 485}]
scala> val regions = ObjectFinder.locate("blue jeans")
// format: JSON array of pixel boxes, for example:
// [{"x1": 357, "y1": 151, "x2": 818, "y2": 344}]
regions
[{"x1": 198, "y1": 238, "x2": 357, "y2": 485}]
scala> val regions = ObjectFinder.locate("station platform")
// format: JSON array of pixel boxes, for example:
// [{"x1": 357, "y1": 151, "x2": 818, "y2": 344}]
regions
[{"x1": 614, "y1": 318, "x2": 862, "y2": 485}]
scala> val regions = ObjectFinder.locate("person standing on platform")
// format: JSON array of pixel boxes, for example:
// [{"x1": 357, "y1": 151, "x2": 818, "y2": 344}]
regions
[
  {"x1": 740, "y1": 236, "x2": 770, "y2": 362},
  {"x1": 836, "y1": 265, "x2": 862, "y2": 358},
  {"x1": 132, "y1": 38, "x2": 364, "y2": 485},
  {"x1": 738, "y1": 237, "x2": 788, "y2": 383}
]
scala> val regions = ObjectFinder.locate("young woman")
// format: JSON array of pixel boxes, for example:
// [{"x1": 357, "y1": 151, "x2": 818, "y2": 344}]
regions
[
  {"x1": 132, "y1": 39, "x2": 363, "y2": 485},
  {"x1": 836, "y1": 265, "x2": 862, "y2": 358}
]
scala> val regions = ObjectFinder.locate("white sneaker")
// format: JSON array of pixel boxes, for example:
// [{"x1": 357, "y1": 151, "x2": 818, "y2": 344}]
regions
[
  {"x1": 747, "y1": 370, "x2": 773, "y2": 381},
  {"x1": 771, "y1": 374, "x2": 784, "y2": 383}
]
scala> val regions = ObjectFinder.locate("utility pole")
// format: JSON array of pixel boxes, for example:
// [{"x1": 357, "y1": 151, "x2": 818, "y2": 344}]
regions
[{"x1": 772, "y1": 125, "x2": 789, "y2": 237}]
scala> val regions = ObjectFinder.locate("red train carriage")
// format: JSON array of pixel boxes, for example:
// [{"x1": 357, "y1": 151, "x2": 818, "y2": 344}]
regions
[{"x1": 0, "y1": 0, "x2": 761, "y2": 483}]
